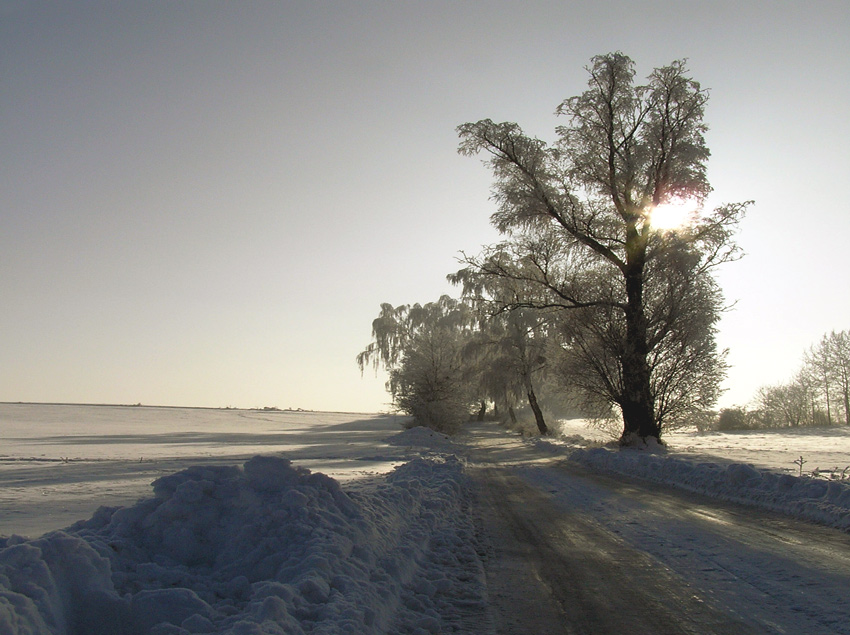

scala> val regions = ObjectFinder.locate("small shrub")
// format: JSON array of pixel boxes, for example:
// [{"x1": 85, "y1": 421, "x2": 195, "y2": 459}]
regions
[{"x1": 716, "y1": 407, "x2": 749, "y2": 431}]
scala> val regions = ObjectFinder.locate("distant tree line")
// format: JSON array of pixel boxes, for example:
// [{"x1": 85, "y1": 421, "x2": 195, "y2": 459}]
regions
[
  {"x1": 359, "y1": 53, "x2": 748, "y2": 444},
  {"x1": 716, "y1": 330, "x2": 850, "y2": 430}
]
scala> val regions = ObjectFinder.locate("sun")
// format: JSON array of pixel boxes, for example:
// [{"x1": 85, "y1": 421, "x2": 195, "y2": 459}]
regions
[{"x1": 648, "y1": 199, "x2": 697, "y2": 231}]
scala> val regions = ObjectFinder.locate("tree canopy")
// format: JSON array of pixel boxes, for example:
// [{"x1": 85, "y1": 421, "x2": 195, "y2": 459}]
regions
[
  {"x1": 357, "y1": 296, "x2": 478, "y2": 433},
  {"x1": 359, "y1": 53, "x2": 748, "y2": 443},
  {"x1": 455, "y1": 52, "x2": 747, "y2": 443}
]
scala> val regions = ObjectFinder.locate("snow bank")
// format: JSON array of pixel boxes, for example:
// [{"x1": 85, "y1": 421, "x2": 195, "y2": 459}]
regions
[
  {"x1": 0, "y1": 455, "x2": 487, "y2": 634},
  {"x1": 570, "y1": 447, "x2": 850, "y2": 531},
  {"x1": 384, "y1": 427, "x2": 461, "y2": 454}
]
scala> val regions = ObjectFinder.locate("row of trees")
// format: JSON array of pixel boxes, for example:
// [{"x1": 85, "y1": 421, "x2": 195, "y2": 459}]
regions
[
  {"x1": 360, "y1": 53, "x2": 748, "y2": 444},
  {"x1": 356, "y1": 295, "x2": 552, "y2": 435},
  {"x1": 719, "y1": 331, "x2": 850, "y2": 429}
]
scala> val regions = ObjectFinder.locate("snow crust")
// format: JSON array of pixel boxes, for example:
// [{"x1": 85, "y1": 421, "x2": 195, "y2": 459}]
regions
[
  {"x1": 569, "y1": 445, "x2": 850, "y2": 532},
  {"x1": 0, "y1": 452, "x2": 486, "y2": 634}
]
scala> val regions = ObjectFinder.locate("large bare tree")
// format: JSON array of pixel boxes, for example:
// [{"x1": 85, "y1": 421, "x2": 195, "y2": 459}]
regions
[{"x1": 457, "y1": 52, "x2": 747, "y2": 443}]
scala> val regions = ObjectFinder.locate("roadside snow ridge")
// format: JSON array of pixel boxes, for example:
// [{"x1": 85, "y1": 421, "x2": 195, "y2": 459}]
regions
[
  {"x1": 0, "y1": 455, "x2": 488, "y2": 634},
  {"x1": 570, "y1": 446, "x2": 850, "y2": 532}
]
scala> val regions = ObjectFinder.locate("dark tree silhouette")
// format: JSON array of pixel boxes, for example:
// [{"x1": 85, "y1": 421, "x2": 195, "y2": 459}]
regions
[{"x1": 457, "y1": 53, "x2": 747, "y2": 443}]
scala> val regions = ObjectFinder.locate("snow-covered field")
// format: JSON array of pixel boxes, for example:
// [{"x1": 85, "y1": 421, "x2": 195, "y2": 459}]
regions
[
  {"x1": 1, "y1": 404, "x2": 849, "y2": 633},
  {"x1": 0, "y1": 405, "x2": 411, "y2": 537},
  {"x1": 1, "y1": 405, "x2": 485, "y2": 634},
  {"x1": 558, "y1": 417, "x2": 850, "y2": 477}
]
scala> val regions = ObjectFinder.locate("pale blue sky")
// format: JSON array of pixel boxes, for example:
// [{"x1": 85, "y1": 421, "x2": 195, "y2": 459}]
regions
[{"x1": 2, "y1": 1, "x2": 848, "y2": 412}]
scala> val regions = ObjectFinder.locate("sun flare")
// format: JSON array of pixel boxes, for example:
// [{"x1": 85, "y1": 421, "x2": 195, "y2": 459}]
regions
[{"x1": 649, "y1": 200, "x2": 697, "y2": 231}]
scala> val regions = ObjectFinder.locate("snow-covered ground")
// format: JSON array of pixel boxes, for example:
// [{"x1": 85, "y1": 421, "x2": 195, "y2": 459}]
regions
[
  {"x1": 557, "y1": 417, "x2": 850, "y2": 477},
  {"x1": 1, "y1": 405, "x2": 486, "y2": 634},
  {"x1": 1, "y1": 404, "x2": 850, "y2": 633},
  {"x1": 547, "y1": 418, "x2": 850, "y2": 532},
  {"x1": 0, "y1": 405, "x2": 410, "y2": 537}
]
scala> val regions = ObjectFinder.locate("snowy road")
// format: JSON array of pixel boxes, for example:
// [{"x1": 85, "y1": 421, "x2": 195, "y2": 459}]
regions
[
  {"x1": 463, "y1": 425, "x2": 850, "y2": 634},
  {"x1": 4, "y1": 407, "x2": 850, "y2": 633}
]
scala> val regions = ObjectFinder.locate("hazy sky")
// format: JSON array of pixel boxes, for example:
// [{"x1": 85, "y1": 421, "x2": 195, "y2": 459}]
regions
[{"x1": 2, "y1": 1, "x2": 848, "y2": 413}]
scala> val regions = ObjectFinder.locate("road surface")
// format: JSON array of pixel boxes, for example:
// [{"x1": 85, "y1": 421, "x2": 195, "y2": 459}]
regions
[{"x1": 462, "y1": 424, "x2": 850, "y2": 634}]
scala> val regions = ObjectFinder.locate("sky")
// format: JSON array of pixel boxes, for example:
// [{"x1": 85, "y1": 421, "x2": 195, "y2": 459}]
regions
[{"x1": 2, "y1": 1, "x2": 848, "y2": 413}]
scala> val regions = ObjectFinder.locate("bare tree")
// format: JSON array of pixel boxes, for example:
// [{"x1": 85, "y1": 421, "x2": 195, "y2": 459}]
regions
[
  {"x1": 753, "y1": 330, "x2": 850, "y2": 428},
  {"x1": 754, "y1": 376, "x2": 811, "y2": 427},
  {"x1": 827, "y1": 330, "x2": 850, "y2": 425},
  {"x1": 457, "y1": 53, "x2": 747, "y2": 443},
  {"x1": 806, "y1": 330, "x2": 850, "y2": 425},
  {"x1": 805, "y1": 335, "x2": 835, "y2": 424}
]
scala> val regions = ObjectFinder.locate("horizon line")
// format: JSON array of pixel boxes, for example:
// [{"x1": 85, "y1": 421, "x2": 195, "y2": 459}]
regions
[{"x1": 0, "y1": 401, "x2": 388, "y2": 416}]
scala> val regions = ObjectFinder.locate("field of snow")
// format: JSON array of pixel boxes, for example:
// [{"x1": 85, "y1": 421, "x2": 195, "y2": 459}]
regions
[
  {"x1": 0, "y1": 405, "x2": 487, "y2": 634},
  {"x1": 557, "y1": 417, "x2": 850, "y2": 477},
  {"x1": 1, "y1": 404, "x2": 849, "y2": 633},
  {"x1": 0, "y1": 405, "x2": 412, "y2": 537}
]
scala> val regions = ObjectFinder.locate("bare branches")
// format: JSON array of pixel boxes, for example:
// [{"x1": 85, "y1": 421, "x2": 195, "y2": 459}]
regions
[
  {"x1": 453, "y1": 237, "x2": 625, "y2": 317},
  {"x1": 457, "y1": 118, "x2": 628, "y2": 270},
  {"x1": 455, "y1": 52, "x2": 746, "y2": 439}
]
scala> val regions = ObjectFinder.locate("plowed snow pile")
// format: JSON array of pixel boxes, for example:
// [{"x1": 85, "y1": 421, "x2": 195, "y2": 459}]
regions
[{"x1": 0, "y1": 452, "x2": 487, "y2": 634}]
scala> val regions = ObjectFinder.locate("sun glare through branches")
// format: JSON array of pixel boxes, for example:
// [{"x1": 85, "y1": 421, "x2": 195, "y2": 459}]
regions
[{"x1": 649, "y1": 199, "x2": 699, "y2": 231}]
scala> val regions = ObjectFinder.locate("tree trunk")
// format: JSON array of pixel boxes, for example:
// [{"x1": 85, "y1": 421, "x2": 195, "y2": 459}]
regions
[
  {"x1": 620, "y1": 246, "x2": 659, "y2": 443},
  {"x1": 527, "y1": 388, "x2": 548, "y2": 435},
  {"x1": 508, "y1": 406, "x2": 518, "y2": 425},
  {"x1": 844, "y1": 392, "x2": 849, "y2": 426},
  {"x1": 477, "y1": 400, "x2": 487, "y2": 422},
  {"x1": 824, "y1": 374, "x2": 832, "y2": 425}
]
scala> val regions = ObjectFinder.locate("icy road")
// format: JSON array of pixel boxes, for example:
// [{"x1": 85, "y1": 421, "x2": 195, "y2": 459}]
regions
[{"x1": 463, "y1": 424, "x2": 850, "y2": 635}]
